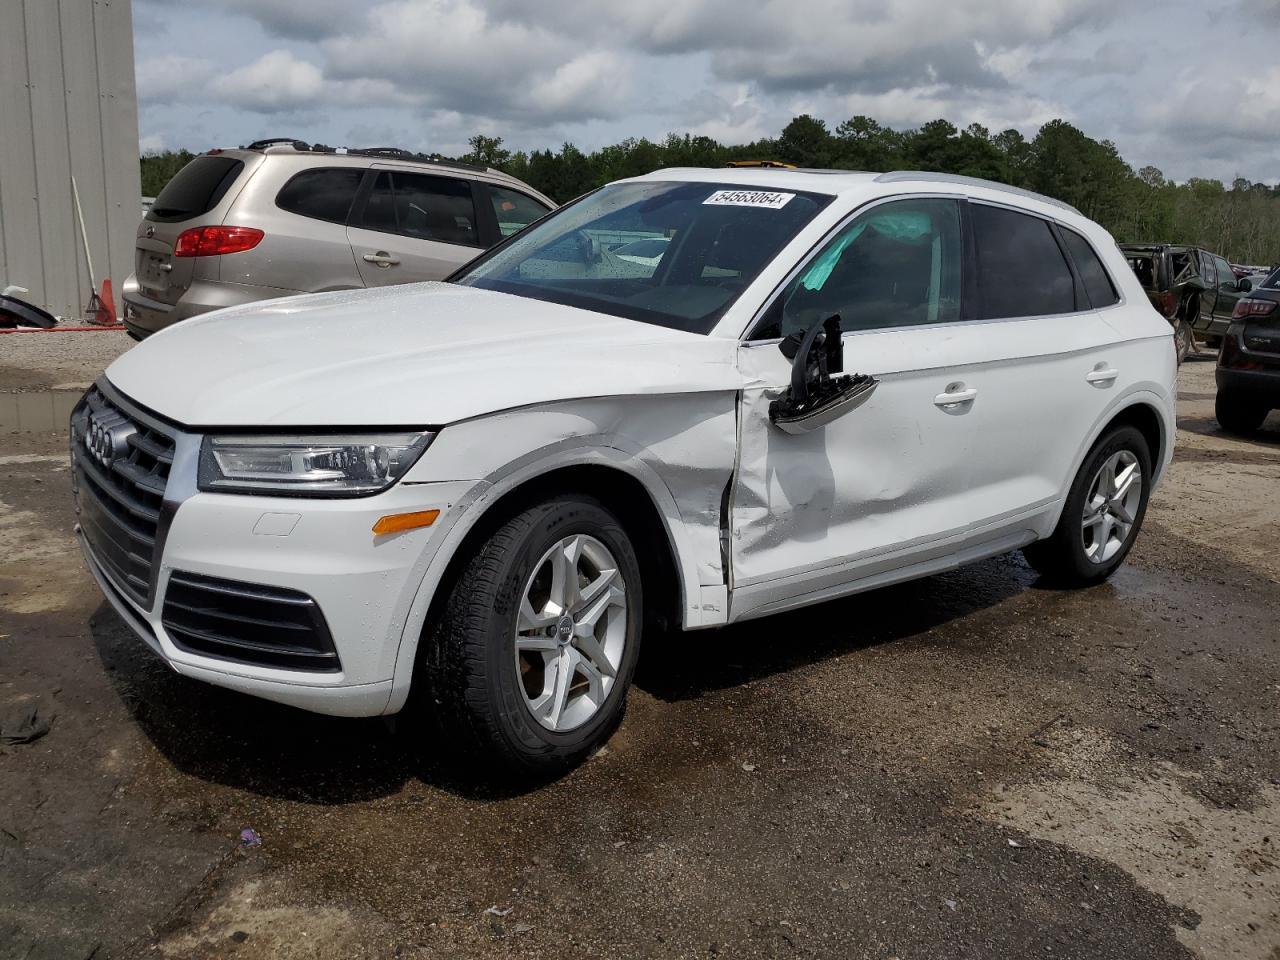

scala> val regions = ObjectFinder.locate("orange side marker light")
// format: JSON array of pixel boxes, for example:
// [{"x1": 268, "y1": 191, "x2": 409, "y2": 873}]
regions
[{"x1": 372, "y1": 510, "x2": 440, "y2": 535}]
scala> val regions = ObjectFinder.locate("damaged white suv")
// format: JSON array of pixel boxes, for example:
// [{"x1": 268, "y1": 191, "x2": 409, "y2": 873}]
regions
[{"x1": 72, "y1": 168, "x2": 1176, "y2": 773}]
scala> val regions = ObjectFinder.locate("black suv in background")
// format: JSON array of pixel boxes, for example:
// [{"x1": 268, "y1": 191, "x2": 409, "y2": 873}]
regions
[
  {"x1": 1216, "y1": 265, "x2": 1280, "y2": 434},
  {"x1": 1121, "y1": 244, "x2": 1253, "y2": 360}
]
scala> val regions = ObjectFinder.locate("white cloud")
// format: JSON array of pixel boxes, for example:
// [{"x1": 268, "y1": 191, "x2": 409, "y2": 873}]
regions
[
  {"x1": 135, "y1": 54, "x2": 216, "y2": 103},
  {"x1": 210, "y1": 50, "x2": 325, "y2": 114},
  {"x1": 130, "y1": 0, "x2": 1280, "y2": 185}
]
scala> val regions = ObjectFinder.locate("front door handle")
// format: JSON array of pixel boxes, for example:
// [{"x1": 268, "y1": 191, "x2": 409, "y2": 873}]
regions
[
  {"x1": 933, "y1": 385, "x2": 978, "y2": 408},
  {"x1": 362, "y1": 252, "x2": 400, "y2": 268},
  {"x1": 1086, "y1": 367, "x2": 1119, "y2": 385}
]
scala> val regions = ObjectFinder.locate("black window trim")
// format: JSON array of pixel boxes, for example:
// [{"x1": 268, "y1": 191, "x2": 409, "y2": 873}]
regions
[
  {"x1": 273, "y1": 166, "x2": 368, "y2": 226},
  {"x1": 744, "y1": 192, "x2": 971, "y2": 342},
  {"x1": 967, "y1": 197, "x2": 1092, "y2": 322},
  {"x1": 1055, "y1": 222, "x2": 1121, "y2": 311},
  {"x1": 1048, "y1": 221, "x2": 1091, "y2": 312},
  {"x1": 347, "y1": 167, "x2": 485, "y2": 250},
  {"x1": 745, "y1": 193, "x2": 1127, "y2": 342}
]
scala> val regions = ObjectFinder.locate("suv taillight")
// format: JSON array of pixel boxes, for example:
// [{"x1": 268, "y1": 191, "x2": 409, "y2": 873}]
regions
[
  {"x1": 174, "y1": 226, "x2": 264, "y2": 257},
  {"x1": 1156, "y1": 291, "x2": 1176, "y2": 316},
  {"x1": 1231, "y1": 298, "x2": 1277, "y2": 320}
]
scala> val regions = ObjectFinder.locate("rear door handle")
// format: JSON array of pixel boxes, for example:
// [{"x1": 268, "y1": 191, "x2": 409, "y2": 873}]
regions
[
  {"x1": 362, "y1": 252, "x2": 400, "y2": 267},
  {"x1": 1086, "y1": 367, "x2": 1119, "y2": 385},
  {"x1": 933, "y1": 385, "x2": 978, "y2": 407}
]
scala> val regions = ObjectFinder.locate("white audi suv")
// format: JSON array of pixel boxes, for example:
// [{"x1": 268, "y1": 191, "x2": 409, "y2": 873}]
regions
[{"x1": 72, "y1": 168, "x2": 1177, "y2": 774}]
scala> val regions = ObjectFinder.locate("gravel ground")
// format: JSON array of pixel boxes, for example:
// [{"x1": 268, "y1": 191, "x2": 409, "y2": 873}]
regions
[
  {"x1": 0, "y1": 328, "x2": 133, "y2": 391},
  {"x1": 1, "y1": 342, "x2": 1278, "y2": 960}
]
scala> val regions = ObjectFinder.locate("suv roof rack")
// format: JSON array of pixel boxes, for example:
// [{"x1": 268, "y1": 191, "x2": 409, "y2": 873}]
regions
[
  {"x1": 236, "y1": 138, "x2": 493, "y2": 173},
  {"x1": 243, "y1": 137, "x2": 310, "y2": 151},
  {"x1": 874, "y1": 170, "x2": 1082, "y2": 216}
]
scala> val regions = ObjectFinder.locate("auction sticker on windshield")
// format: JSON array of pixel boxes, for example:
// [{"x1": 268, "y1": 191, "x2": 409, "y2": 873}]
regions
[{"x1": 703, "y1": 190, "x2": 795, "y2": 209}]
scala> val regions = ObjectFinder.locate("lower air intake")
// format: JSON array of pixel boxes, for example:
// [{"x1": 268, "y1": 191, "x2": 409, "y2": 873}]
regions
[{"x1": 161, "y1": 571, "x2": 340, "y2": 672}]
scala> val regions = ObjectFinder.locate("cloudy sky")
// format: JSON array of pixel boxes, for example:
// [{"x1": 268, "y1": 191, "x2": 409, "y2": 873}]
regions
[{"x1": 133, "y1": 0, "x2": 1279, "y2": 184}]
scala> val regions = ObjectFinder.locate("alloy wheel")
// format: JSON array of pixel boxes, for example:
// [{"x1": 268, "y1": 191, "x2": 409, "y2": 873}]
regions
[
  {"x1": 1081, "y1": 450, "x2": 1142, "y2": 564},
  {"x1": 513, "y1": 534, "x2": 627, "y2": 732}
]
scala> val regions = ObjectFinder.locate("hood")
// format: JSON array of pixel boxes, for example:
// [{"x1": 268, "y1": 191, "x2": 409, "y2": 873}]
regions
[{"x1": 106, "y1": 283, "x2": 741, "y2": 427}]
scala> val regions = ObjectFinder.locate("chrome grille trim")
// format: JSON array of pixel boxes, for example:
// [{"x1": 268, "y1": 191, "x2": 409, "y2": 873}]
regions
[{"x1": 70, "y1": 382, "x2": 179, "y2": 609}]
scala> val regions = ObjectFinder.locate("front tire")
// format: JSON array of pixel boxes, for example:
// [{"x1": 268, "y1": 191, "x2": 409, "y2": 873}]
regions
[
  {"x1": 418, "y1": 495, "x2": 643, "y2": 776},
  {"x1": 1216, "y1": 391, "x2": 1269, "y2": 435},
  {"x1": 1023, "y1": 426, "x2": 1152, "y2": 585}
]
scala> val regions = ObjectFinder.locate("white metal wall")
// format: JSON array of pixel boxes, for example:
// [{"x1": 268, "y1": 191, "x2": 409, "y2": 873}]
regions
[{"x1": 0, "y1": 0, "x2": 139, "y2": 319}]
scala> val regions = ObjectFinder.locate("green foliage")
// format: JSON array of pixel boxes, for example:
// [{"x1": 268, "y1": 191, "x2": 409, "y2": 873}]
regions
[
  {"x1": 140, "y1": 149, "x2": 195, "y2": 198},
  {"x1": 138, "y1": 119, "x2": 1280, "y2": 263}
]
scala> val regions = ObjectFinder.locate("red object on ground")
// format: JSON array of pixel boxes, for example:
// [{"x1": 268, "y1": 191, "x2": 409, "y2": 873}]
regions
[
  {"x1": 0, "y1": 324, "x2": 125, "y2": 334},
  {"x1": 89, "y1": 279, "x2": 117, "y2": 326}
]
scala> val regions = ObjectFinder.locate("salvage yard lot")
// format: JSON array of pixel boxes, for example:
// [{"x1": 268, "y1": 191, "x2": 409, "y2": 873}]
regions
[{"x1": 2, "y1": 333, "x2": 1278, "y2": 960}]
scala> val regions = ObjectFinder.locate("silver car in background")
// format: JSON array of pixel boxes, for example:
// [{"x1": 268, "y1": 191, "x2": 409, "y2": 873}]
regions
[{"x1": 121, "y1": 139, "x2": 555, "y2": 338}]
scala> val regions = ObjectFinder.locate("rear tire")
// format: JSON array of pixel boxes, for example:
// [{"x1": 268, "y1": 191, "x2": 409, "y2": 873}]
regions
[
  {"x1": 1023, "y1": 425, "x2": 1152, "y2": 586},
  {"x1": 416, "y1": 495, "x2": 643, "y2": 777},
  {"x1": 1216, "y1": 391, "x2": 1269, "y2": 435}
]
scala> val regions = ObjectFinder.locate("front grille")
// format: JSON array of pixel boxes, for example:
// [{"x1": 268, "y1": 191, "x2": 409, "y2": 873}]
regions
[
  {"x1": 162, "y1": 571, "x2": 341, "y2": 672},
  {"x1": 70, "y1": 387, "x2": 175, "y2": 607}
]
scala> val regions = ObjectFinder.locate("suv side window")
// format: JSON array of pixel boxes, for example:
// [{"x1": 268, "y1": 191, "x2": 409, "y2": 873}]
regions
[
  {"x1": 1199, "y1": 252, "x2": 1216, "y2": 287},
  {"x1": 489, "y1": 186, "x2": 550, "y2": 238},
  {"x1": 275, "y1": 168, "x2": 364, "y2": 224},
  {"x1": 1060, "y1": 228, "x2": 1119, "y2": 308},
  {"x1": 1215, "y1": 257, "x2": 1235, "y2": 291},
  {"x1": 972, "y1": 203, "x2": 1076, "y2": 319},
  {"x1": 756, "y1": 197, "x2": 962, "y2": 340},
  {"x1": 357, "y1": 171, "x2": 479, "y2": 246}
]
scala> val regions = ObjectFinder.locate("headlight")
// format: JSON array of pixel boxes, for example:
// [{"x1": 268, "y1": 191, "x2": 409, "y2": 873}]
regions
[{"x1": 198, "y1": 433, "x2": 433, "y2": 497}]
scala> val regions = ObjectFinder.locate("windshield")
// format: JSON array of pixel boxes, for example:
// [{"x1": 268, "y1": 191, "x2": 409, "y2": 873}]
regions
[
  {"x1": 453, "y1": 181, "x2": 832, "y2": 333},
  {"x1": 1263, "y1": 266, "x2": 1280, "y2": 290}
]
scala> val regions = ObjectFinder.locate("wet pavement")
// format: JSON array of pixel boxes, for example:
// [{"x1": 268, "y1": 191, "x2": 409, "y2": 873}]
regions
[{"x1": 2, "y1": 350, "x2": 1278, "y2": 959}]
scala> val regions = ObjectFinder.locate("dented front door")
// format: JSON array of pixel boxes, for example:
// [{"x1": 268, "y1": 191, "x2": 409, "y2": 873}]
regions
[
  {"x1": 729, "y1": 330, "x2": 982, "y2": 612},
  {"x1": 726, "y1": 195, "x2": 987, "y2": 616}
]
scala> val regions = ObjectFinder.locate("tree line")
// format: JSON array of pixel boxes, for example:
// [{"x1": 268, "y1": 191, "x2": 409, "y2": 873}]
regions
[{"x1": 140, "y1": 115, "x2": 1280, "y2": 265}]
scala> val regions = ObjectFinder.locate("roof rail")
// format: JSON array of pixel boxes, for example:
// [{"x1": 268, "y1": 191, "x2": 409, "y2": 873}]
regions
[
  {"x1": 243, "y1": 137, "x2": 309, "y2": 151},
  {"x1": 236, "y1": 139, "x2": 494, "y2": 173},
  {"x1": 874, "y1": 171, "x2": 1082, "y2": 216}
]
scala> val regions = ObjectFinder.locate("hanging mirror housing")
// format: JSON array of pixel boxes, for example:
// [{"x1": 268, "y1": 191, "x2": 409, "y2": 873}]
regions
[{"x1": 768, "y1": 315, "x2": 878, "y2": 434}]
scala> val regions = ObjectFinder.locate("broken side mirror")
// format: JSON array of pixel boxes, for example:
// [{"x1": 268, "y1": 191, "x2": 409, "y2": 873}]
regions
[{"x1": 768, "y1": 314, "x2": 878, "y2": 434}]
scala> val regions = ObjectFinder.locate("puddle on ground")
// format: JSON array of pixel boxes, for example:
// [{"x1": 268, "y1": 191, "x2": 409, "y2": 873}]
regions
[
  {"x1": 0, "y1": 390, "x2": 80, "y2": 434},
  {"x1": 984, "y1": 726, "x2": 1280, "y2": 960}
]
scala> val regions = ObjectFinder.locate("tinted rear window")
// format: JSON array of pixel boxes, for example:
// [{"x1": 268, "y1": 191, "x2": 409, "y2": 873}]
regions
[
  {"x1": 972, "y1": 204, "x2": 1076, "y2": 319},
  {"x1": 276, "y1": 168, "x2": 364, "y2": 224},
  {"x1": 147, "y1": 156, "x2": 244, "y2": 223},
  {"x1": 1061, "y1": 228, "x2": 1119, "y2": 307}
]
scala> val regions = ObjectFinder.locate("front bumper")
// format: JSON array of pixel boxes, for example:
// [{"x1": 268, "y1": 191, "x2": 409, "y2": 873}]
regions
[
  {"x1": 72, "y1": 382, "x2": 477, "y2": 716},
  {"x1": 78, "y1": 479, "x2": 476, "y2": 715}
]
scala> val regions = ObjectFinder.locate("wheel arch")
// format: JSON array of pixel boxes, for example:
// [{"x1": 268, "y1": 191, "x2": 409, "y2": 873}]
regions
[
  {"x1": 1103, "y1": 401, "x2": 1165, "y2": 475},
  {"x1": 1035, "y1": 392, "x2": 1170, "y2": 545},
  {"x1": 384, "y1": 454, "x2": 697, "y2": 714}
]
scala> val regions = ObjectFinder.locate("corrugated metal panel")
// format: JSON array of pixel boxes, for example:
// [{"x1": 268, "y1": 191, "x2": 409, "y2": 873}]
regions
[{"x1": 0, "y1": 0, "x2": 138, "y2": 319}]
